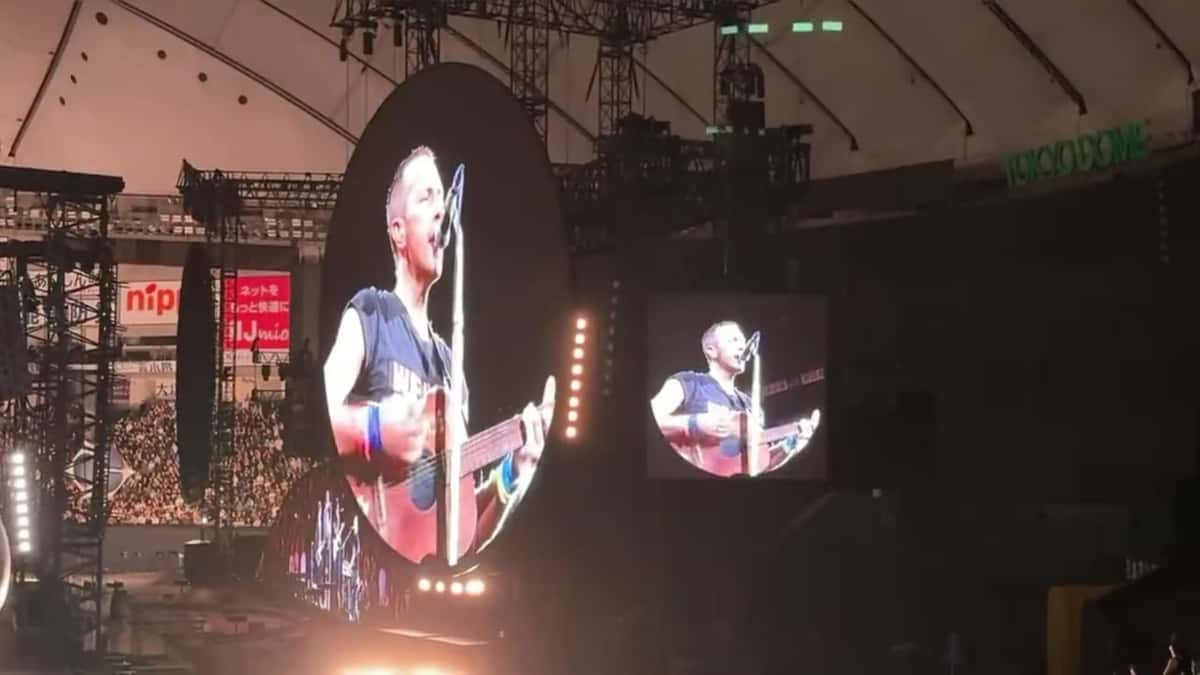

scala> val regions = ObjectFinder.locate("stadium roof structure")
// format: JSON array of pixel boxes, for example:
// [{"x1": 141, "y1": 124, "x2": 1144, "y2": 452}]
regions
[{"x1": 1, "y1": 0, "x2": 1196, "y2": 195}]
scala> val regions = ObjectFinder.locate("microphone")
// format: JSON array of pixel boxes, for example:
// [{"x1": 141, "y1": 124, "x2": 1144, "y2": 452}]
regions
[
  {"x1": 437, "y1": 163, "x2": 465, "y2": 250},
  {"x1": 743, "y1": 331, "x2": 761, "y2": 361}
]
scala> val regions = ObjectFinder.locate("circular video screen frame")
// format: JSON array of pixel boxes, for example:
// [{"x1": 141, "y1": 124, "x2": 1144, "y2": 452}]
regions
[
  {"x1": 318, "y1": 63, "x2": 570, "y2": 570},
  {"x1": 646, "y1": 292, "x2": 828, "y2": 480}
]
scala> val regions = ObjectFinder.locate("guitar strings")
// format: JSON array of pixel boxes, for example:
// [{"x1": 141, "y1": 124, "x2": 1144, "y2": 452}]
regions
[{"x1": 381, "y1": 417, "x2": 526, "y2": 489}]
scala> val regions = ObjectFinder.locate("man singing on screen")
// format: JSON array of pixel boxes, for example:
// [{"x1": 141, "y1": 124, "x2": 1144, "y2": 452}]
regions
[
  {"x1": 323, "y1": 146, "x2": 549, "y2": 564},
  {"x1": 650, "y1": 320, "x2": 816, "y2": 477}
]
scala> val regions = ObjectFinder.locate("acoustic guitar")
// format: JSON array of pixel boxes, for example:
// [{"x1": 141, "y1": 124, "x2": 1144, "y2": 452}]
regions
[{"x1": 346, "y1": 376, "x2": 555, "y2": 565}]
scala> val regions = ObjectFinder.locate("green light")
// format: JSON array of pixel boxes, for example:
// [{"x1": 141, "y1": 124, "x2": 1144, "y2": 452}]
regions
[
  {"x1": 747, "y1": 23, "x2": 769, "y2": 34},
  {"x1": 705, "y1": 125, "x2": 721, "y2": 135},
  {"x1": 720, "y1": 24, "x2": 739, "y2": 35},
  {"x1": 792, "y1": 21, "x2": 814, "y2": 32},
  {"x1": 821, "y1": 20, "x2": 843, "y2": 31}
]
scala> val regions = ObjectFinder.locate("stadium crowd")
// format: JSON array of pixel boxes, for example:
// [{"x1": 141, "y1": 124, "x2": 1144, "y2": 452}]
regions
[{"x1": 79, "y1": 397, "x2": 312, "y2": 527}]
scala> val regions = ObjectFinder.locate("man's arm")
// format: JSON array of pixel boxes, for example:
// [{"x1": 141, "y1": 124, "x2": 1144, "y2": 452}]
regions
[
  {"x1": 324, "y1": 308, "x2": 370, "y2": 463},
  {"x1": 651, "y1": 378, "x2": 692, "y2": 443},
  {"x1": 473, "y1": 400, "x2": 547, "y2": 553},
  {"x1": 651, "y1": 378, "x2": 734, "y2": 443}
]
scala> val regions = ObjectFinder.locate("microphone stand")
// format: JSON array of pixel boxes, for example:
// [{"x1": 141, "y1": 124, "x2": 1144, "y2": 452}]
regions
[
  {"x1": 445, "y1": 164, "x2": 466, "y2": 567},
  {"x1": 744, "y1": 331, "x2": 762, "y2": 476}
]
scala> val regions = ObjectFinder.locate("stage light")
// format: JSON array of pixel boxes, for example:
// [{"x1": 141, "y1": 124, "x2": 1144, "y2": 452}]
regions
[
  {"x1": 16, "y1": 517, "x2": 28, "y2": 528},
  {"x1": 570, "y1": 379, "x2": 581, "y2": 391},
  {"x1": 568, "y1": 396, "x2": 579, "y2": 408},
  {"x1": 465, "y1": 579, "x2": 485, "y2": 595},
  {"x1": 16, "y1": 529, "x2": 28, "y2": 541},
  {"x1": 574, "y1": 333, "x2": 585, "y2": 345},
  {"x1": 15, "y1": 504, "x2": 27, "y2": 515},
  {"x1": 567, "y1": 410, "x2": 578, "y2": 423},
  {"x1": 417, "y1": 578, "x2": 432, "y2": 591},
  {"x1": 565, "y1": 426, "x2": 577, "y2": 439},
  {"x1": 575, "y1": 317, "x2": 587, "y2": 330},
  {"x1": 434, "y1": 581, "x2": 445, "y2": 593},
  {"x1": 449, "y1": 581, "x2": 463, "y2": 595},
  {"x1": 10, "y1": 466, "x2": 24, "y2": 477},
  {"x1": 14, "y1": 491, "x2": 27, "y2": 503},
  {"x1": 11, "y1": 478, "x2": 25, "y2": 490},
  {"x1": 17, "y1": 542, "x2": 30, "y2": 554},
  {"x1": 570, "y1": 364, "x2": 583, "y2": 376},
  {"x1": 8, "y1": 452, "x2": 24, "y2": 465}
]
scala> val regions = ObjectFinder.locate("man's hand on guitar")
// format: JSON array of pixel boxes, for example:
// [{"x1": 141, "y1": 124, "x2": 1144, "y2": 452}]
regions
[
  {"x1": 782, "y1": 409, "x2": 821, "y2": 457},
  {"x1": 513, "y1": 401, "x2": 546, "y2": 483},
  {"x1": 372, "y1": 394, "x2": 428, "y2": 480},
  {"x1": 512, "y1": 377, "x2": 556, "y2": 487},
  {"x1": 692, "y1": 410, "x2": 738, "y2": 441}
]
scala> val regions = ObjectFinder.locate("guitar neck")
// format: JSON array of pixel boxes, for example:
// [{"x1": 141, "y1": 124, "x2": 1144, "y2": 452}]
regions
[
  {"x1": 760, "y1": 422, "x2": 798, "y2": 446},
  {"x1": 458, "y1": 417, "x2": 525, "y2": 477}
]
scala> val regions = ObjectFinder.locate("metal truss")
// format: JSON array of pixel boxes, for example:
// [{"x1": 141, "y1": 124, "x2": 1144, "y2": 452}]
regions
[
  {"x1": 177, "y1": 161, "x2": 341, "y2": 212},
  {"x1": 333, "y1": 0, "x2": 777, "y2": 142},
  {"x1": 713, "y1": 1, "x2": 757, "y2": 126},
  {"x1": 558, "y1": 122, "x2": 811, "y2": 252},
  {"x1": 0, "y1": 165, "x2": 122, "y2": 659},
  {"x1": 508, "y1": 5, "x2": 552, "y2": 141}
]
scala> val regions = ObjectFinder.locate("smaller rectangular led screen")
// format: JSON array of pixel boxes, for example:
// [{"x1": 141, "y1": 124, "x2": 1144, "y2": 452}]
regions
[{"x1": 646, "y1": 292, "x2": 827, "y2": 480}]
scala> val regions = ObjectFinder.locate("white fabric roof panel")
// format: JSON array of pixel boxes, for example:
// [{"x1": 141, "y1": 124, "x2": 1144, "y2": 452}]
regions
[{"x1": 0, "y1": 0, "x2": 1195, "y2": 193}]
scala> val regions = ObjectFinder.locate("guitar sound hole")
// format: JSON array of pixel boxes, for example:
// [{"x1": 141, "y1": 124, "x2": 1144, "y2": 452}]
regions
[{"x1": 410, "y1": 454, "x2": 437, "y2": 510}]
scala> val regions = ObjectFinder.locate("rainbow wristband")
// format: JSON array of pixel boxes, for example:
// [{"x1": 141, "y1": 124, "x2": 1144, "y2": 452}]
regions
[{"x1": 365, "y1": 405, "x2": 383, "y2": 461}]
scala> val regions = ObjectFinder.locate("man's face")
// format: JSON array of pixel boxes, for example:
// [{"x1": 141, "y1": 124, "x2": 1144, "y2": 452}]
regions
[
  {"x1": 706, "y1": 323, "x2": 747, "y2": 375},
  {"x1": 390, "y1": 155, "x2": 445, "y2": 282}
]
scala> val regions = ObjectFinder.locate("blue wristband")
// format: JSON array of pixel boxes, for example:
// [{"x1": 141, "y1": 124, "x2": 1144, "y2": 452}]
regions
[
  {"x1": 687, "y1": 414, "x2": 701, "y2": 439},
  {"x1": 367, "y1": 405, "x2": 383, "y2": 459},
  {"x1": 499, "y1": 454, "x2": 518, "y2": 493}
]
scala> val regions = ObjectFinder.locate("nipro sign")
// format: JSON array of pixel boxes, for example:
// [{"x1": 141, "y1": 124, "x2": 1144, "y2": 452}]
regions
[{"x1": 1005, "y1": 121, "x2": 1150, "y2": 189}]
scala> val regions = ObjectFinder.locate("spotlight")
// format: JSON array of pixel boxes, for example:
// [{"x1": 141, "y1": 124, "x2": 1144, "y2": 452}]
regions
[
  {"x1": 417, "y1": 578, "x2": 432, "y2": 591},
  {"x1": 572, "y1": 347, "x2": 584, "y2": 359},
  {"x1": 465, "y1": 579, "x2": 485, "y2": 595},
  {"x1": 567, "y1": 410, "x2": 578, "y2": 422},
  {"x1": 10, "y1": 466, "x2": 24, "y2": 477},
  {"x1": 565, "y1": 426, "x2": 577, "y2": 439},
  {"x1": 575, "y1": 317, "x2": 587, "y2": 330},
  {"x1": 574, "y1": 333, "x2": 585, "y2": 345},
  {"x1": 16, "y1": 516, "x2": 28, "y2": 528},
  {"x1": 434, "y1": 581, "x2": 446, "y2": 593},
  {"x1": 14, "y1": 491, "x2": 27, "y2": 503},
  {"x1": 450, "y1": 581, "x2": 463, "y2": 595},
  {"x1": 571, "y1": 364, "x2": 583, "y2": 375},
  {"x1": 11, "y1": 479, "x2": 25, "y2": 490},
  {"x1": 570, "y1": 380, "x2": 581, "y2": 391},
  {"x1": 9, "y1": 452, "x2": 24, "y2": 465},
  {"x1": 15, "y1": 504, "x2": 27, "y2": 515},
  {"x1": 17, "y1": 542, "x2": 31, "y2": 554},
  {"x1": 568, "y1": 396, "x2": 579, "y2": 408},
  {"x1": 16, "y1": 529, "x2": 29, "y2": 541}
]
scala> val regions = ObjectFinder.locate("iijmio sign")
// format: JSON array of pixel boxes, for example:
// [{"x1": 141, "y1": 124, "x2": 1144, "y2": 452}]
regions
[{"x1": 1005, "y1": 121, "x2": 1150, "y2": 189}]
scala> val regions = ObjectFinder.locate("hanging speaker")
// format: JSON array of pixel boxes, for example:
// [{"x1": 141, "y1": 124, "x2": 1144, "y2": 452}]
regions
[{"x1": 175, "y1": 243, "x2": 216, "y2": 502}]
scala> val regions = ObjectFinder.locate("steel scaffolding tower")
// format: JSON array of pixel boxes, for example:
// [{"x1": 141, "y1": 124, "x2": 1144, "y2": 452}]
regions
[
  {"x1": 330, "y1": 0, "x2": 774, "y2": 143},
  {"x1": 0, "y1": 165, "x2": 122, "y2": 659}
]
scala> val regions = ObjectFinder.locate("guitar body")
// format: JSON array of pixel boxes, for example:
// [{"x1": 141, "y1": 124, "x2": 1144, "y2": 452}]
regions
[
  {"x1": 346, "y1": 387, "x2": 477, "y2": 565},
  {"x1": 347, "y1": 470, "x2": 477, "y2": 565},
  {"x1": 669, "y1": 403, "x2": 808, "y2": 478},
  {"x1": 343, "y1": 377, "x2": 556, "y2": 566}
]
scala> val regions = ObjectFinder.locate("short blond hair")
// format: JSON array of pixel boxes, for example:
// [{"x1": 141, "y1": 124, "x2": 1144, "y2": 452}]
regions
[
  {"x1": 385, "y1": 145, "x2": 437, "y2": 225},
  {"x1": 701, "y1": 321, "x2": 739, "y2": 362}
]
